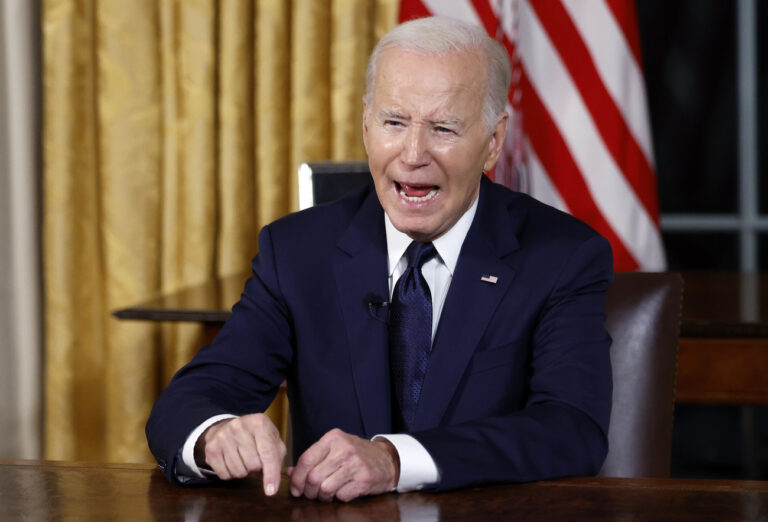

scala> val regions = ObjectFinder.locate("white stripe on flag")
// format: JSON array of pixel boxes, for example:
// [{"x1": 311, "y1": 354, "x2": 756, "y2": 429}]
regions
[
  {"x1": 489, "y1": 0, "x2": 518, "y2": 42},
  {"x1": 421, "y1": 0, "x2": 483, "y2": 25},
  {"x1": 518, "y1": 0, "x2": 664, "y2": 270},
  {"x1": 490, "y1": 0, "x2": 516, "y2": 30},
  {"x1": 526, "y1": 142, "x2": 570, "y2": 214},
  {"x1": 560, "y1": 0, "x2": 655, "y2": 165}
]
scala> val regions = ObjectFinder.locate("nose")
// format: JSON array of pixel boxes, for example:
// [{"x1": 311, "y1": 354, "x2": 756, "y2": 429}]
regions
[{"x1": 400, "y1": 124, "x2": 430, "y2": 167}]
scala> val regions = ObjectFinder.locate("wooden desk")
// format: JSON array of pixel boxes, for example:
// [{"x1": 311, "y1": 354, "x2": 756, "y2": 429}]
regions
[
  {"x1": 114, "y1": 270, "x2": 768, "y2": 405},
  {"x1": 676, "y1": 272, "x2": 768, "y2": 404},
  {"x1": 1, "y1": 460, "x2": 765, "y2": 521}
]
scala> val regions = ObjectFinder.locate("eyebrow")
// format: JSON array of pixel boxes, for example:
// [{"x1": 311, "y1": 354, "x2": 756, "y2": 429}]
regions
[
  {"x1": 429, "y1": 118, "x2": 463, "y2": 128},
  {"x1": 379, "y1": 109, "x2": 408, "y2": 120},
  {"x1": 379, "y1": 110, "x2": 463, "y2": 128}
]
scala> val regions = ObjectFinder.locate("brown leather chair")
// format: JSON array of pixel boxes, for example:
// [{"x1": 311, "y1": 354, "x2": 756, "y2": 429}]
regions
[{"x1": 599, "y1": 272, "x2": 683, "y2": 478}]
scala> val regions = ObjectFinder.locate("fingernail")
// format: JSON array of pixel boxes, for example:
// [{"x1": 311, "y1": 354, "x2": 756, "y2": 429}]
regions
[
  {"x1": 290, "y1": 487, "x2": 299, "y2": 497},
  {"x1": 266, "y1": 483, "x2": 275, "y2": 496}
]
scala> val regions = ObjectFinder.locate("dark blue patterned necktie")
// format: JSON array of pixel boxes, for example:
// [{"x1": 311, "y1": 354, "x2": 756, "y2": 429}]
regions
[{"x1": 389, "y1": 241, "x2": 437, "y2": 432}]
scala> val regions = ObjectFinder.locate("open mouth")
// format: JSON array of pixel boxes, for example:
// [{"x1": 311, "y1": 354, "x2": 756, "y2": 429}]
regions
[{"x1": 396, "y1": 182, "x2": 439, "y2": 203}]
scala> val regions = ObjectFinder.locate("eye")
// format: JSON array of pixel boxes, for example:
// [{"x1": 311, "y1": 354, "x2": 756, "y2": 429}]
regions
[
  {"x1": 434, "y1": 125, "x2": 455, "y2": 135},
  {"x1": 383, "y1": 119, "x2": 404, "y2": 128}
]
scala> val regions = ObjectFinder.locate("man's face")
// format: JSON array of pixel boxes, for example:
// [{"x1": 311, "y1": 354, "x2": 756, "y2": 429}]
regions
[{"x1": 363, "y1": 47, "x2": 508, "y2": 242}]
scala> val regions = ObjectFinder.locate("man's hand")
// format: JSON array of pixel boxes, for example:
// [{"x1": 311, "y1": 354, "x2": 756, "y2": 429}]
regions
[
  {"x1": 196, "y1": 413, "x2": 287, "y2": 496},
  {"x1": 288, "y1": 428, "x2": 400, "y2": 502}
]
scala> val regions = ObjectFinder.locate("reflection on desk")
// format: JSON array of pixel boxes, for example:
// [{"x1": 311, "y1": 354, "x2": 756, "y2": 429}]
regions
[{"x1": 1, "y1": 460, "x2": 766, "y2": 521}]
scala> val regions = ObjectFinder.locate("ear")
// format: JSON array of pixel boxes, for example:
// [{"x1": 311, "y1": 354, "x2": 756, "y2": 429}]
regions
[{"x1": 482, "y1": 112, "x2": 510, "y2": 173}]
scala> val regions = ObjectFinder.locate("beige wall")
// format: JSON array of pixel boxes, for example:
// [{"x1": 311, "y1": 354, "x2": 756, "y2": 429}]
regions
[{"x1": 0, "y1": 0, "x2": 42, "y2": 459}]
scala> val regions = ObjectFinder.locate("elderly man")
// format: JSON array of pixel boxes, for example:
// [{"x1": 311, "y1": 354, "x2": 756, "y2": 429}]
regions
[{"x1": 146, "y1": 16, "x2": 613, "y2": 502}]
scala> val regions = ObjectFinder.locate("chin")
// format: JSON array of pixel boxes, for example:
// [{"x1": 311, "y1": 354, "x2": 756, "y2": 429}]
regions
[{"x1": 398, "y1": 222, "x2": 440, "y2": 242}]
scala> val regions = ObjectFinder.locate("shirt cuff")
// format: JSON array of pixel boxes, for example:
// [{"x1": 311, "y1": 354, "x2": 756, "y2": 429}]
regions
[
  {"x1": 180, "y1": 414, "x2": 238, "y2": 478},
  {"x1": 373, "y1": 433, "x2": 440, "y2": 492}
]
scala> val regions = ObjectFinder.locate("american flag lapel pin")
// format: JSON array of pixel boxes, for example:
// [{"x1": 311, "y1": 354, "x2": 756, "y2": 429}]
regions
[{"x1": 480, "y1": 274, "x2": 498, "y2": 284}]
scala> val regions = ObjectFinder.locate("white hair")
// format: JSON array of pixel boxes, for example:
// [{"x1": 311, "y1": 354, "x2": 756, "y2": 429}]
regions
[{"x1": 364, "y1": 16, "x2": 511, "y2": 132}]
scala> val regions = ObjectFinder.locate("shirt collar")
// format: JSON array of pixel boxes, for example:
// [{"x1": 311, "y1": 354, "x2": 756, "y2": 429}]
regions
[{"x1": 385, "y1": 194, "x2": 479, "y2": 277}]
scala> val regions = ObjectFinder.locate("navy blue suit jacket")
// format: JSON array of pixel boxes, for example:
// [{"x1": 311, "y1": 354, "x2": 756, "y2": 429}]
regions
[{"x1": 146, "y1": 176, "x2": 613, "y2": 491}]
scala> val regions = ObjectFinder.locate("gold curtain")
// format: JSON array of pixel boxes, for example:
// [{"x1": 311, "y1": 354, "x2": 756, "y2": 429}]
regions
[{"x1": 43, "y1": 0, "x2": 399, "y2": 463}]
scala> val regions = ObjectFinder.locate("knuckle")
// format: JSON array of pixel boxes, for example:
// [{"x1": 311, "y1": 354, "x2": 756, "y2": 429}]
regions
[
  {"x1": 228, "y1": 422, "x2": 245, "y2": 437},
  {"x1": 297, "y1": 451, "x2": 317, "y2": 469},
  {"x1": 243, "y1": 414, "x2": 263, "y2": 430},
  {"x1": 204, "y1": 447, "x2": 218, "y2": 462},
  {"x1": 204, "y1": 439, "x2": 220, "y2": 454},
  {"x1": 211, "y1": 426, "x2": 229, "y2": 442},
  {"x1": 293, "y1": 455, "x2": 307, "y2": 473},
  {"x1": 295, "y1": 454, "x2": 309, "y2": 469},
  {"x1": 327, "y1": 428, "x2": 344, "y2": 440},
  {"x1": 257, "y1": 413, "x2": 274, "y2": 428},
  {"x1": 339, "y1": 441, "x2": 356, "y2": 458},
  {"x1": 306, "y1": 469, "x2": 323, "y2": 486},
  {"x1": 357, "y1": 469, "x2": 373, "y2": 484}
]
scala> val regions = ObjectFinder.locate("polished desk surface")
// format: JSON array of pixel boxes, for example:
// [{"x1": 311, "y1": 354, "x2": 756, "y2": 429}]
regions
[
  {"x1": 1, "y1": 460, "x2": 766, "y2": 521},
  {"x1": 112, "y1": 271, "x2": 248, "y2": 324}
]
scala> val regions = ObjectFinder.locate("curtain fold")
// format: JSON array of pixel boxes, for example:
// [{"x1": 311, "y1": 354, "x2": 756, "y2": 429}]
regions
[
  {"x1": 330, "y1": 0, "x2": 372, "y2": 159},
  {"x1": 43, "y1": 0, "x2": 399, "y2": 462},
  {"x1": 44, "y1": 0, "x2": 106, "y2": 461},
  {"x1": 291, "y1": 0, "x2": 331, "y2": 211},
  {"x1": 255, "y1": 0, "x2": 290, "y2": 229}
]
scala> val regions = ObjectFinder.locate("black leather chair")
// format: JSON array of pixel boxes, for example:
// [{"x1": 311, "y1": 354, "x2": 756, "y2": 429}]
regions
[{"x1": 599, "y1": 272, "x2": 683, "y2": 478}]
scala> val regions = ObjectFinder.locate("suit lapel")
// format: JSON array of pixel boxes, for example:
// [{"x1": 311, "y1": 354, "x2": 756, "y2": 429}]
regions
[
  {"x1": 333, "y1": 189, "x2": 393, "y2": 436},
  {"x1": 413, "y1": 178, "x2": 522, "y2": 431}
]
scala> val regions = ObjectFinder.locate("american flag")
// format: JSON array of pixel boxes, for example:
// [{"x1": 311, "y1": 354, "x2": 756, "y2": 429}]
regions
[{"x1": 399, "y1": 0, "x2": 666, "y2": 271}]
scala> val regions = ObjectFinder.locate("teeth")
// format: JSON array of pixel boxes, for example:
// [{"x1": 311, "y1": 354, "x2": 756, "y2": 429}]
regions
[{"x1": 400, "y1": 187, "x2": 438, "y2": 202}]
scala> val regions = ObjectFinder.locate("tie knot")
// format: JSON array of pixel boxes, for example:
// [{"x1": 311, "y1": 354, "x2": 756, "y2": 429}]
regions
[{"x1": 404, "y1": 241, "x2": 437, "y2": 269}]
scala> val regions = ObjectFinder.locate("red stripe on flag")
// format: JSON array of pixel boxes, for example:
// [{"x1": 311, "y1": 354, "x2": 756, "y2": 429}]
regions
[
  {"x1": 529, "y1": 0, "x2": 659, "y2": 223},
  {"x1": 470, "y1": 0, "x2": 499, "y2": 36},
  {"x1": 520, "y1": 72, "x2": 639, "y2": 271},
  {"x1": 398, "y1": 0, "x2": 432, "y2": 22},
  {"x1": 605, "y1": 0, "x2": 644, "y2": 70}
]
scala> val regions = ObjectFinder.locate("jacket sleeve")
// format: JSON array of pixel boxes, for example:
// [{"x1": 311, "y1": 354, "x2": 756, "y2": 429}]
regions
[{"x1": 145, "y1": 224, "x2": 293, "y2": 482}]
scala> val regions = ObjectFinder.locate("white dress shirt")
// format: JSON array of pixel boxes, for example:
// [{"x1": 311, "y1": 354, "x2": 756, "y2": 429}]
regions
[
  {"x1": 375, "y1": 196, "x2": 478, "y2": 491},
  {"x1": 181, "y1": 195, "x2": 479, "y2": 491}
]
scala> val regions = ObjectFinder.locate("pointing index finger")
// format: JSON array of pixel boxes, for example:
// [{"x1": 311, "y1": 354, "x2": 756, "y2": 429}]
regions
[{"x1": 253, "y1": 427, "x2": 286, "y2": 496}]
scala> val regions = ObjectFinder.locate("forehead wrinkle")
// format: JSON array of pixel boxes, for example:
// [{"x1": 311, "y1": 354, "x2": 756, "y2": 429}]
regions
[
  {"x1": 378, "y1": 95, "x2": 465, "y2": 121},
  {"x1": 374, "y1": 77, "x2": 478, "y2": 129}
]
